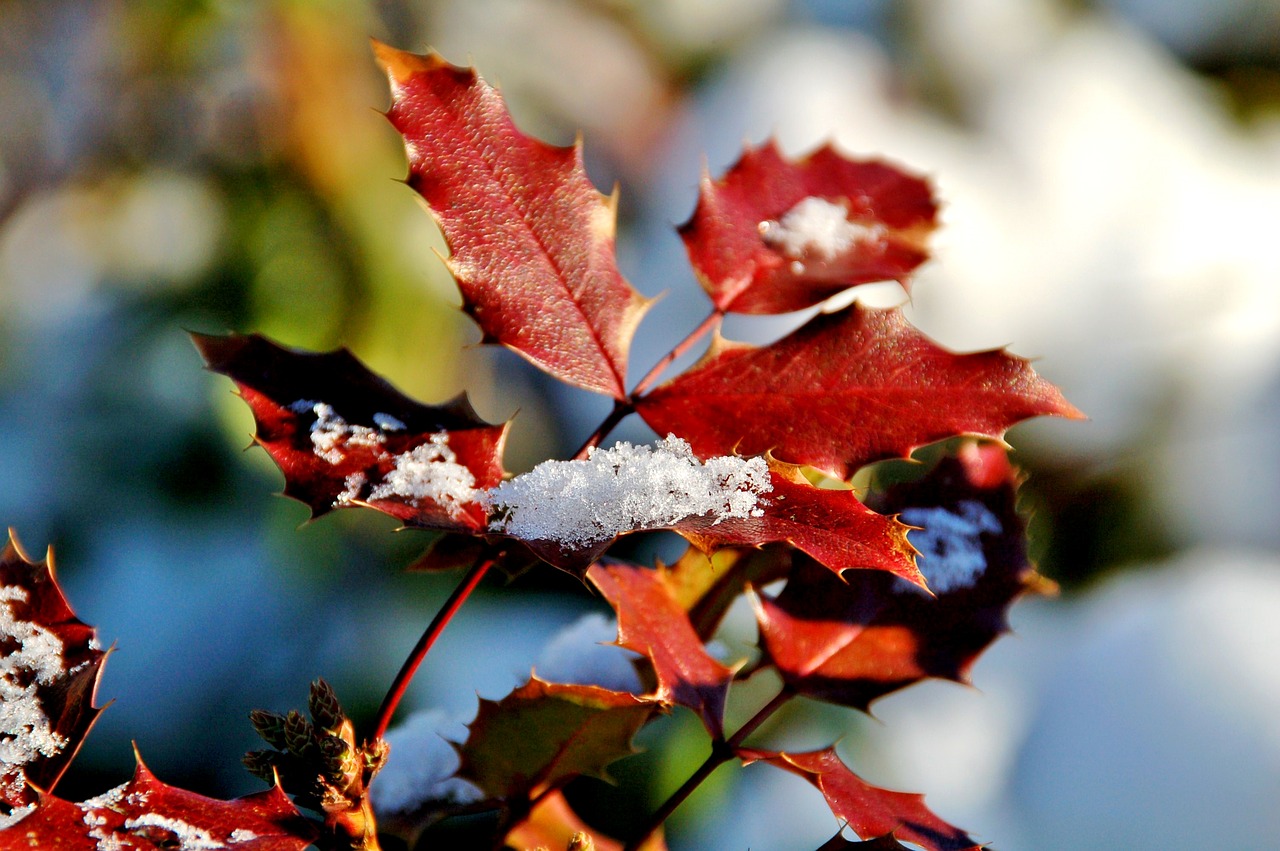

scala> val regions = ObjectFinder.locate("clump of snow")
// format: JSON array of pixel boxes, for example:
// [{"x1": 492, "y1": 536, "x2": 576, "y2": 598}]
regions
[
  {"x1": 369, "y1": 710, "x2": 483, "y2": 817},
  {"x1": 228, "y1": 829, "x2": 259, "y2": 843},
  {"x1": 289, "y1": 400, "x2": 479, "y2": 513},
  {"x1": 899, "y1": 500, "x2": 1002, "y2": 594},
  {"x1": 760, "y1": 196, "x2": 881, "y2": 263},
  {"x1": 0, "y1": 585, "x2": 68, "y2": 800},
  {"x1": 122, "y1": 813, "x2": 223, "y2": 849},
  {"x1": 488, "y1": 436, "x2": 771, "y2": 548},
  {"x1": 534, "y1": 612, "x2": 642, "y2": 693},
  {"x1": 367, "y1": 434, "x2": 479, "y2": 512}
]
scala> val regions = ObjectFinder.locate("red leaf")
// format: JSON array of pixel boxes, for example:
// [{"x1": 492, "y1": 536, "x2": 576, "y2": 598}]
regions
[
  {"x1": 680, "y1": 141, "x2": 938, "y2": 314},
  {"x1": 739, "y1": 748, "x2": 981, "y2": 851},
  {"x1": 637, "y1": 303, "x2": 1082, "y2": 480},
  {"x1": 587, "y1": 561, "x2": 734, "y2": 738},
  {"x1": 457, "y1": 677, "x2": 655, "y2": 802},
  {"x1": 754, "y1": 444, "x2": 1039, "y2": 709},
  {"x1": 375, "y1": 43, "x2": 652, "y2": 399},
  {"x1": 675, "y1": 463, "x2": 922, "y2": 585},
  {"x1": 0, "y1": 757, "x2": 316, "y2": 850},
  {"x1": 658, "y1": 546, "x2": 793, "y2": 642},
  {"x1": 0, "y1": 532, "x2": 107, "y2": 810},
  {"x1": 194, "y1": 333, "x2": 508, "y2": 532}
]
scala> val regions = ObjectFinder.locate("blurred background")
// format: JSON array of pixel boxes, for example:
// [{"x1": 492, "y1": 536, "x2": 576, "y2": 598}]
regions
[{"x1": 2, "y1": 0, "x2": 1279, "y2": 848}]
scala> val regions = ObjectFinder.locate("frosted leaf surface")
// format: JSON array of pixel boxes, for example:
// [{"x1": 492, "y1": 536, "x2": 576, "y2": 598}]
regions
[
  {"x1": 0, "y1": 585, "x2": 68, "y2": 800},
  {"x1": 899, "y1": 500, "x2": 1002, "y2": 593},
  {"x1": 761, "y1": 196, "x2": 881, "y2": 261},
  {"x1": 488, "y1": 436, "x2": 771, "y2": 548},
  {"x1": 370, "y1": 710, "x2": 482, "y2": 816}
]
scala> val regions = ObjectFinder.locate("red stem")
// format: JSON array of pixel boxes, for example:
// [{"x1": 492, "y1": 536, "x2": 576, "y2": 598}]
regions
[
  {"x1": 629, "y1": 309, "x2": 722, "y2": 399},
  {"x1": 571, "y1": 309, "x2": 724, "y2": 459},
  {"x1": 371, "y1": 556, "x2": 494, "y2": 742},
  {"x1": 624, "y1": 686, "x2": 793, "y2": 851}
]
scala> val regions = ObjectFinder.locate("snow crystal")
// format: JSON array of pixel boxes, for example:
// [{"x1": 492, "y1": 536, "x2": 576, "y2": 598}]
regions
[
  {"x1": 0, "y1": 803, "x2": 34, "y2": 829},
  {"x1": 0, "y1": 585, "x2": 68, "y2": 800},
  {"x1": 80, "y1": 782, "x2": 128, "y2": 810},
  {"x1": 123, "y1": 813, "x2": 224, "y2": 849},
  {"x1": 369, "y1": 710, "x2": 483, "y2": 816},
  {"x1": 288, "y1": 400, "x2": 479, "y2": 513},
  {"x1": 488, "y1": 436, "x2": 771, "y2": 548},
  {"x1": 898, "y1": 500, "x2": 1002, "y2": 594},
  {"x1": 760, "y1": 196, "x2": 881, "y2": 262},
  {"x1": 367, "y1": 434, "x2": 479, "y2": 513},
  {"x1": 373, "y1": 412, "x2": 406, "y2": 432},
  {"x1": 303, "y1": 402, "x2": 383, "y2": 464},
  {"x1": 228, "y1": 829, "x2": 259, "y2": 843},
  {"x1": 534, "y1": 612, "x2": 642, "y2": 693}
]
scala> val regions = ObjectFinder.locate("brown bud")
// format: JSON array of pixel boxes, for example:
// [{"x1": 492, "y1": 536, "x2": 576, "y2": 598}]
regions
[
  {"x1": 309, "y1": 677, "x2": 345, "y2": 733},
  {"x1": 249, "y1": 709, "x2": 288, "y2": 750},
  {"x1": 284, "y1": 709, "x2": 315, "y2": 757}
]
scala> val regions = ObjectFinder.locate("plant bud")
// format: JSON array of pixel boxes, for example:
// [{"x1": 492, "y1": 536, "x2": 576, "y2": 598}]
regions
[
  {"x1": 242, "y1": 749, "x2": 278, "y2": 782},
  {"x1": 284, "y1": 709, "x2": 315, "y2": 757},
  {"x1": 308, "y1": 677, "x2": 345, "y2": 733},
  {"x1": 249, "y1": 709, "x2": 288, "y2": 749}
]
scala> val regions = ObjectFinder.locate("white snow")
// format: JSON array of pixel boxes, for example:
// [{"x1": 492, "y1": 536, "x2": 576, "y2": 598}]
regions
[
  {"x1": 369, "y1": 709, "x2": 483, "y2": 816},
  {"x1": 367, "y1": 435, "x2": 480, "y2": 514},
  {"x1": 899, "y1": 500, "x2": 1002, "y2": 594},
  {"x1": 228, "y1": 829, "x2": 259, "y2": 843},
  {"x1": 122, "y1": 813, "x2": 224, "y2": 849},
  {"x1": 487, "y1": 436, "x2": 771, "y2": 548},
  {"x1": 0, "y1": 585, "x2": 68, "y2": 800},
  {"x1": 0, "y1": 803, "x2": 34, "y2": 829},
  {"x1": 760, "y1": 196, "x2": 881, "y2": 262},
  {"x1": 290, "y1": 400, "x2": 479, "y2": 513}
]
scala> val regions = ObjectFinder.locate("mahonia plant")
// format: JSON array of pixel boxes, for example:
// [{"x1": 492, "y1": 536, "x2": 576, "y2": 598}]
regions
[{"x1": 0, "y1": 42, "x2": 1080, "y2": 851}]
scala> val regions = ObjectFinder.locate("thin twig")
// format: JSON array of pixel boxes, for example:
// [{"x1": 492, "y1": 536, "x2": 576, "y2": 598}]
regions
[
  {"x1": 629, "y1": 309, "x2": 723, "y2": 399},
  {"x1": 624, "y1": 686, "x2": 793, "y2": 851},
  {"x1": 370, "y1": 556, "x2": 495, "y2": 742}
]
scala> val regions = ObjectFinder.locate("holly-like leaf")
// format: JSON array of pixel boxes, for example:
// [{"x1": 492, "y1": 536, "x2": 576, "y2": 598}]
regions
[
  {"x1": 0, "y1": 756, "x2": 316, "y2": 850},
  {"x1": 674, "y1": 463, "x2": 922, "y2": 586},
  {"x1": 375, "y1": 43, "x2": 652, "y2": 399},
  {"x1": 505, "y1": 790, "x2": 667, "y2": 851},
  {"x1": 0, "y1": 532, "x2": 107, "y2": 811},
  {"x1": 738, "y1": 748, "x2": 981, "y2": 851},
  {"x1": 637, "y1": 304, "x2": 1082, "y2": 480},
  {"x1": 816, "y1": 832, "x2": 919, "y2": 851},
  {"x1": 587, "y1": 561, "x2": 734, "y2": 738},
  {"x1": 194, "y1": 333, "x2": 508, "y2": 532},
  {"x1": 457, "y1": 677, "x2": 655, "y2": 802},
  {"x1": 680, "y1": 140, "x2": 937, "y2": 314},
  {"x1": 754, "y1": 443, "x2": 1038, "y2": 709},
  {"x1": 657, "y1": 546, "x2": 793, "y2": 642}
]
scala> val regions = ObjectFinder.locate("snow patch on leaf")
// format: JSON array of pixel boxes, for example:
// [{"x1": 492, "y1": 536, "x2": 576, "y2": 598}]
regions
[
  {"x1": 488, "y1": 436, "x2": 772, "y2": 548},
  {"x1": 368, "y1": 435, "x2": 480, "y2": 509},
  {"x1": 290, "y1": 399, "x2": 479, "y2": 513},
  {"x1": 123, "y1": 812, "x2": 224, "y2": 849},
  {"x1": 898, "y1": 500, "x2": 1001, "y2": 594},
  {"x1": 760, "y1": 196, "x2": 881, "y2": 265},
  {"x1": 0, "y1": 585, "x2": 68, "y2": 800}
]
